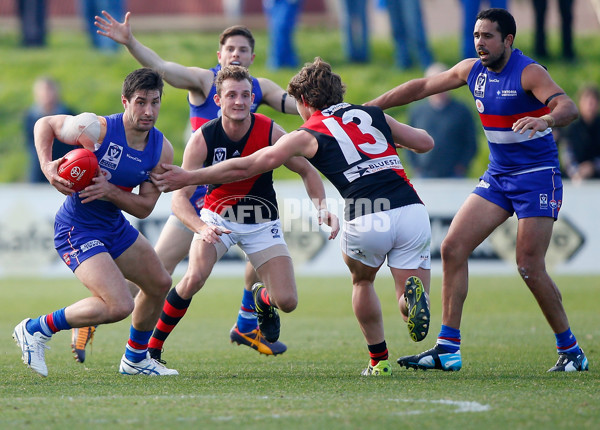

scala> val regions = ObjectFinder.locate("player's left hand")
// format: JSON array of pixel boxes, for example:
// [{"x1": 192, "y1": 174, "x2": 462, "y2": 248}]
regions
[
  {"x1": 512, "y1": 116, "x2": 549, "y2": 139},
  {"x1": 78, "y1": 169, "x2": 109, "y2": 203},
  {"x1": 318, "y1": 209, "x2": 340, "y2": 240},
  {"x1": 151, "y1": 164, "x2": 190, "y2": 192}
]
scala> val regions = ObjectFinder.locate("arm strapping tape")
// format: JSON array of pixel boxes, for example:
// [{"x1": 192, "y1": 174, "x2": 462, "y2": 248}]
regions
[{"x1": 59, "y1": 112, "x2": 100, "y2": 146}]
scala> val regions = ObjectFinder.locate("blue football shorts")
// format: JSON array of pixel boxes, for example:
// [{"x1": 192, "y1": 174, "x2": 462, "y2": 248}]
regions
[
  {"x1": 473, "y1": 167, "x2": 563, "y2": 220},
  {"x1": 54, "y1": 216, "x2": 140, "y2": 272}
]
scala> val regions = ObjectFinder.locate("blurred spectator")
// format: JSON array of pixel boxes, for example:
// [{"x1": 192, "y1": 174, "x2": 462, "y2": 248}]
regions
[
  {"x1": 558, "y1": 85, "x2": 600, "y2": 183},
  {"x1": 459, "y1": 0, "x2": 508, "y2": 59},
  {"x1": 406, "y1": 63, "x2": 478, "y2": 178},
  {"x1": 340, "y1": 0, "x2": 370, "y2": 63},
  {"x1": 384, "y1": 0, "x2": 433, "y2": 69},
  {"x1": 531, "y1": 0, "x2": 575, "y2": 60},
  {"x1": 24, "y1": 77, "x2": 75, "y2": 183},
  {"x1": 263, "y1": 0, "x2": 304, "y2": 69},
  {"x1": 79, "y1": 0, "x2": 125, "y2": 51},
  {"x1": 17, "y1": 0, "x2": 47, "y2": 47}
]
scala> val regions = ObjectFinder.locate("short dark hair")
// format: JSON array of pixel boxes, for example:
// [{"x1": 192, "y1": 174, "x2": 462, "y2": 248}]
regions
[
  {"x1": 477, "y1": 8, "x2": 516, "y2": 44},
  {"x1": 122, "y1": 68, "x2": 164, "y2": 101},
  {"x1": 287, "y1": 57, "x2": 346, "y2": 110},
  {"x1": 215, "y1": 65, "x2": 253, "y2": 96},
  {"x1": 219, "y1": 25, "x2": 255, "y2": 53}
]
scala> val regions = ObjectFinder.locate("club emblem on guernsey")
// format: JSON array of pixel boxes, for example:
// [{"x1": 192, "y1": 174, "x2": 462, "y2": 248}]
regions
[
  {"x1": 213, "y1": 147, "x2": 226, "y2": 164},
  {"x1": 99, "y1": 142, "x2": 123, "y2": 170},
  {"x1": 474, "y1": 73, "x2": 487, "y2": 98}
]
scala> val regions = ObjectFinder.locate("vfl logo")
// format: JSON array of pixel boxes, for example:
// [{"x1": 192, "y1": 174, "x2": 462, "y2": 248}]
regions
[
  {"x1": 474, "y1": 73, "x2": 487, "y2": 98},
  {"x1": 99, "y1": 142, "x2": 123, "y2": 170},
  {"x1": 540, "y1": 193, "x2": 548, "y2": 209},
  {"x1": 271, "y1": 227, "x2": 281, "y2": 239},
  {"x1": 213, "y1": 147, "x2": 226, "y2": 164}
]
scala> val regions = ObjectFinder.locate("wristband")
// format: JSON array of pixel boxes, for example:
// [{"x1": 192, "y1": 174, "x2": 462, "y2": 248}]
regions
[{"x1": 541, "y1": 114, "x2": 555, "y2": 128}]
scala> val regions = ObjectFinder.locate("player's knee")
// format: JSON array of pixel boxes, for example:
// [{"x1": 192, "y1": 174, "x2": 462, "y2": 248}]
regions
[
  {"x1": 440, "y1": 236, "x2": 466, "y2": 264},
  {"x1": 178, "y1": 272, "x2": 206, "y2": 297},
  {"x1": 516, "y1": 254, "x2": 542, "y2": 280},
  {"x1": 110, "y1": 299, "x2": 135, "y2": 322}
]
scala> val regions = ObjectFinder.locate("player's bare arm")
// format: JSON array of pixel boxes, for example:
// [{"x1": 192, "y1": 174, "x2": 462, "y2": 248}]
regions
[
  {"x1": 258, "y1": 78, "x2": 299, "y2": 114},
  {"x1": 170, "y1": 128, "x2": 211, "y2": 234},
  {"x1": 95, "y1": 11, "x2": 214, "y2": 103},
  {"x1": 283, "y1": 154, "x2": 340, "y2": 240},
  {"x1": 152, "y1": 127, "x2": 305, "y2": 192},
  {"x1": 34, "y1": 114, "x2": 105, "y2": 194},
  {"x1": 365, "y1": 59, "x2": 475, "y2": 109},
  {"x1": 385, "y1": 114, "x2": 434, "y2": 154},
  {"x1": 512, "y1": 63, "x2": 579, "y2": 138}
]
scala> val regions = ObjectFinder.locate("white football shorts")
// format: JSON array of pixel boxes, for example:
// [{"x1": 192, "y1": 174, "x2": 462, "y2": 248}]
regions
[
  {"x1": 197, "y1": 209, "x2": 290, "y2": 268},
  {"x1": 341, "y1": 203, "x2": 431, "y2": 269}
]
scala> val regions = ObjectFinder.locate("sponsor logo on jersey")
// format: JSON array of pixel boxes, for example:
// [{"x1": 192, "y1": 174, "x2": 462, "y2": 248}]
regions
[
  {"x1": 99, "y1": 142, "x2": 123, "y2": 170},
  {"x1": 126, "y1": 153, "x2": 142, "y2": 162},
  {"x1": 474, "y1": 73, "x2": 487, "y2": 98},
  {"x1": 62, "y1": 252, "x2": 71, "y2": 265},
  {"x1": 343, "y1": 155, "x2": 402, "y2": 182},
  {"x1": 499, "y1": 89, "x2": 518, "y2": 97},
  {"x1": 321, "y1": 102, "x2": 351, "y2": 116}
]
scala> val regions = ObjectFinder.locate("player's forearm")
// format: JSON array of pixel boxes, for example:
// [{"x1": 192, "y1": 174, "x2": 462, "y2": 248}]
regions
[
  {"x1": 366, "y1": 80, "x2": 423, "y2": 110},
  {"x1": 300, "y1": 172, "x2": 328, "y2": 212},
  {"x1": 125, "y1": 36, "x2": 165, "y2": 70},
  {"x1": 543, "y1": 100, "x2": 579, "y2": 128},
  {"x1": 108, "y1": 186, "x2": 159, "y2": 219}
]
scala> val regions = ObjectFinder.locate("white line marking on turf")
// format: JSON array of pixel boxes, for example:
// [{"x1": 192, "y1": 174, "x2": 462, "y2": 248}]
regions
[{"x1": 389, "y1": 398, "x2": 491, "y2": 414}]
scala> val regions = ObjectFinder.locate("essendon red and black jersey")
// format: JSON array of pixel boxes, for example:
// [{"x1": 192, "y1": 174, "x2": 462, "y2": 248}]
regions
[
  {"x1": 301, "y1": 103, "x2": 422, "y2": 220},
  {"x1": 201, "y1": 113, "x2": 278, "y2": 224}
]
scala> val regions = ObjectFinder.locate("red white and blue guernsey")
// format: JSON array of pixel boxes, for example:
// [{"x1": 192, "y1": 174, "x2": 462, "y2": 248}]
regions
[
  {"x1": 201, "y1": 112, "x2": 278, "y2": 224},
  {"x1": 189, "y1": 65, "x2": 264, "y2": 131},
  {"x1": 300, "y1": 103, "x2": 422, "y2": 221},
  {"x1": 467, "y1": 49, "x2": 557, "y2": 175},
  {"x1": 55, "y1": 113, "x2": 164, "y2": 229},
  {"x1": 187, "y1": 65, "x2": 264, "y2": 213}
]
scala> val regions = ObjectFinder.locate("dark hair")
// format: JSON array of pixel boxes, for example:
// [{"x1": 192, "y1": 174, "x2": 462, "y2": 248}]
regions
[
  {"x1": 476, "y1": 8, "x2": 516, "y2": 44},
  {"x1": 122, "y1": 68, "x2": 164, "y2": 101},
  {"x1": 215, "y1": 65, "x2": 253, "y2": 96},
  {"x1": 219, "y1": 25, "x2": 255, "y2": 53},
  {"x1": 287, "y1": 57, "x2": 346, "y2": 110}
]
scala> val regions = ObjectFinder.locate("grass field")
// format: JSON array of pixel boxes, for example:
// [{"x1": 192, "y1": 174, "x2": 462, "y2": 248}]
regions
[{"x1": 0, "y1": 275, "x2": 598, "y2": 429}]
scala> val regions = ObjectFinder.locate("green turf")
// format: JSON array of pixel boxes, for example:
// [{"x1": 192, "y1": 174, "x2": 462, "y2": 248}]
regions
[{"x1": 1, "y1": 275, "x2": 598, "y2": 429}]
